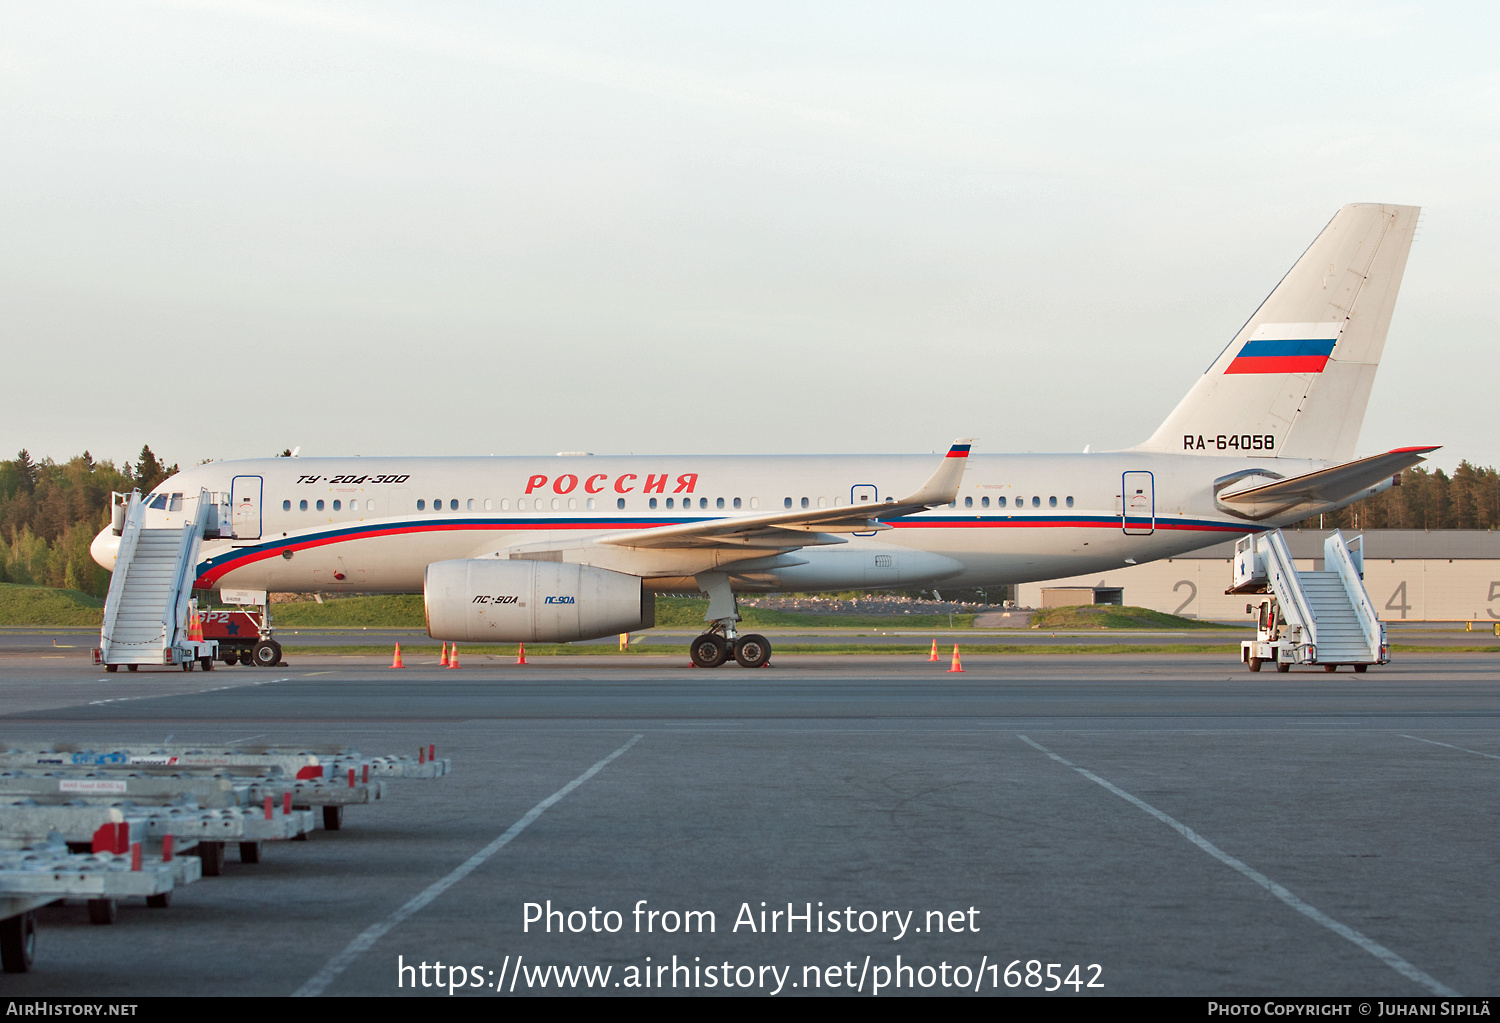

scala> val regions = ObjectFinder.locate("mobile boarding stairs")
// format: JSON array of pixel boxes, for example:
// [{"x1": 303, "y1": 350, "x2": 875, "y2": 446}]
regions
[
  {"x1": 97, "y1": 489, "x2": 220, "y2": 671},
  {"x1": 1228, "y1": 529, "x2": 1388, "y2": 673}
]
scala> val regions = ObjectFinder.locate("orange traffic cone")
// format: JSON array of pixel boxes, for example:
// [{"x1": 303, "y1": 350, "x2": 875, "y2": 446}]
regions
[
  {"x1": 448, "y1": 643, "x2": 460, "y2": 669},
  {"x1": 927, "y1": 639, "x2": 939, "y2": 661},
  {"x1": 439, "y1": 642, "x2": 449, "y2": 667},
  {"x1": 947, "y1": 644, "x2": 964, "y2": 673},
  {"x1": 515, "y1": 642, "x2": 527, "y2": 665},
  {"x1": 188, "y1": 607, "x2": 203, "y2": 642},
  {"x1": 390, "y1": 643, "x2": 404, "y2": 669}
]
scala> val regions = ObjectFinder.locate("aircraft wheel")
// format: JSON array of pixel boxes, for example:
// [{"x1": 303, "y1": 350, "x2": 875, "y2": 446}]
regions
[
  {"x1": 733, "y1": 634, "x2": 771, "y2": 669},
  {"x1": 690, "y1": 635, "x2": 728, "y2": 669},
  {"x1": 1276, "y1": 662, "x2": 1291, "y2": 673},
  {"x1": 0, "y1": 911, "x2": 35, "y2": 973},
  {"x1": 1354, "y1": 664, "x2": 1369, "y2": 673},
  {"x1": 251, "y1": 641, "x2": 280, "y2": 668},
  {"x1": 1247, "y1": 657, "x2": 1262, "y2": 672}
]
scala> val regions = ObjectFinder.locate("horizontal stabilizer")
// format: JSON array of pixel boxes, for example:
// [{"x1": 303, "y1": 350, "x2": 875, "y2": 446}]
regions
[
  {"x1": 1215, "y1": 446, "x2": 1437, "y2": 520},
  {"x1": 597, "y1": 439, "x2": 973, "y2": 551}
]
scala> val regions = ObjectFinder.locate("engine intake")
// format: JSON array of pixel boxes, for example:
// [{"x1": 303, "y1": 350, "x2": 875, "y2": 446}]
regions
[{"x1": 424, "y1": 560, "x2": 654, "y2": 642}]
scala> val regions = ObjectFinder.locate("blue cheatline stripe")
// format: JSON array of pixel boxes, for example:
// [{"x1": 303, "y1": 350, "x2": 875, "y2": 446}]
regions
[{"x1": 1236, "y1": 338, "x2": 1336, "y2": 359}]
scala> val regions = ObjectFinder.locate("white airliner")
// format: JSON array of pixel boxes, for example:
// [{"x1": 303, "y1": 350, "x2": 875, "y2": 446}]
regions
[{"x1": 92, "y1": 203, "x2": 1434, "y2": 667}]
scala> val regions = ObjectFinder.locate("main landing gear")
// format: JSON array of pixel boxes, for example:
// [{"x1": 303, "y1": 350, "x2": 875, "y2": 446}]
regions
[
  {"x1": 690, "y1": 630, "x2": 772, "y2": 669},
  {"x1": 688, "y1": 573, "x2": 771, "y2": 669}
]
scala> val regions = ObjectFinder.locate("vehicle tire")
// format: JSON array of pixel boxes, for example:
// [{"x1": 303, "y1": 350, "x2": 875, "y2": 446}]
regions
[
  {"x1": 733, "y1": 634, "x2": 771, "y2": 669},
  {"x1": 200, "y1": 656, "x2": 213, "y2": 672},
  {"x1": 322, "y1": 806, "x2": 344, "y2": 831},
  {"x1": 0, "y1": 911, "x2": 35, "y2": 973},
  {"x1": 105, "y1": 664, "x2": 117, "y2": 673},
  {"x1": 146, "y1": 892, "x2": 171, "y2": 909},
  {"x1": 1276, "y1": 662, "x2": 1291, "y2": 673},
  {"x1": 239, "y1": 842, "x2": 261, "y2": 864},
  {"x1": 238, "y1": 649, "x2": 252, "y2": 666},
  {"x1": 251, "y1": 641, "x2": 279, "y2": 668},
  {"x1": 1354, "y1": 664, "x2": 1369, "y2": 673},
  {"x1": 182, "y1": 660, "x2": 192, "y2": 671},
  {"x1": 1248, "y1": 657, "x2": 1262, "y2": 672},
  {"x1": 195, "y1": 841, "x2": 225, "y2": 877},
  {"x1": 87, "y1": 899, "x2": 117, "y2": 925},
  {"x1": 127, "y1": 664, "x2": 138, "y2": 672},
  {"x1": 1324, "y1": 664, "x2": 1338, "y2": 672},
  {"x1": 222, "y1": 652, "x2": 237, "y2": 666},
  {"x1": 689, "y1": 634, "x2": 728, "y2": 669}
]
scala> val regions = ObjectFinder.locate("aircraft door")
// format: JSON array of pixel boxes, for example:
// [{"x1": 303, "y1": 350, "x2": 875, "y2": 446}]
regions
[
  {"x1": 1121, "y1": 471, "x2": 1154, "y2": 535},
  {"x1": 230, "y1": 476, "x2": 263, "y2": 539},
  {"x1": 851, "y1": 485, "x2": 878, "y2": 536}
]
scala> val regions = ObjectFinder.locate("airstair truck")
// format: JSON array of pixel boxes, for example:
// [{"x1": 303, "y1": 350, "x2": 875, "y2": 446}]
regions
[
  {"x1": 1228, "y1": 529, "x2": 1388, "y2": 673},
  {"x1": 96, "y1": 489, "x2": 220, "y2": 671}
]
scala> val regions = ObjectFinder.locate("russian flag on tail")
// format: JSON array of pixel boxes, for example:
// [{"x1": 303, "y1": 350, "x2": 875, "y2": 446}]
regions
[
  {"x1": 946, "y1": 442, "x2": 972, "y2": 458},
  {"x1": 1225, "y1": 337, "x2": 1338, "y2": 374}
]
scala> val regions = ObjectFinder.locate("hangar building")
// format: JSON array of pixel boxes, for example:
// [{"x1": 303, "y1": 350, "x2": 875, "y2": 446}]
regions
[{"x1": 1016, "y1": 530, "x2": 1500, "y2": 623}]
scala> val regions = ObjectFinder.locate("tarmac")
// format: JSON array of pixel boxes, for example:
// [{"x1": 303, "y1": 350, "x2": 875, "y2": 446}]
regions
[{"x1": 1, "y1": 648, "x2": 1499, "y2": 996}]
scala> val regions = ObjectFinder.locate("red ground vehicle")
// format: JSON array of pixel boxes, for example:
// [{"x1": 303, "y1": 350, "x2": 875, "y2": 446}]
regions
[{"x1": 201, "y1": 607, "x2": 283, "y2": 667}]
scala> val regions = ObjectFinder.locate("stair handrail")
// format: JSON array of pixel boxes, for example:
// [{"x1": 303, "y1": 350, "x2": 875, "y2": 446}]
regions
[
  {"x1": 1262, "y1": 529, "x2": 1317, "y2": 647},
  {"x1": 99, "y1": 491, "x2": 145, "y2": 660},
  {"x1": 165, "y1": 489, "x2": 214, "y2": 652},
  {"x1": 1325, "y1": 530, "x2": 1381, "y2": 657}
]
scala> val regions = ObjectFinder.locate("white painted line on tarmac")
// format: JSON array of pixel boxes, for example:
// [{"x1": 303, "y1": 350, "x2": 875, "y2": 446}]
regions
[
  {"x1": 293, "y1": 733, "x2": 644, "y2": 998},
  {"x1": 1401, "y1": 734, "x2": 1500, "y2": 760},
  {"x1": 1017, "y1": 734, "x2": 1459, "y2": 997}
]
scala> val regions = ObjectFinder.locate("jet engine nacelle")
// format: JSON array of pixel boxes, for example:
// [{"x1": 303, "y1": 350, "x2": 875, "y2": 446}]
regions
[{"x1": 424, "y1": 559, "x2": 654, "y2": 642}]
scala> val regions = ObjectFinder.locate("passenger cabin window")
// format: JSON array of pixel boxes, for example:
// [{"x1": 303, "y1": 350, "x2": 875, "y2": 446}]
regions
[
  {"x1": 617, "y1": 498, "x2": 625, "y2": 510},
  {"x1": 964, "y1": 496, "x2": 973, "y2": 509},
  {"x1": 483, "y1": 499, "x2": 492, "y2": 511},
  {"x1": 468, "y1": 499, "x2": 475, "y2": 510},
  {"x1": 801, "y1": 497, "x2": 809, "y2": 509},
  {"x1": 733, "y1": 498, "x2": 741, "y2": 509},
  {"x1": 300, "y1": 500, "x2": 309, "y2": 511},
  {"x1": 1066, "y1": 496, "x2": 1074, "y2": 508},
  {"x1": 649, "y1": 498, "x2": 658, "y2": 510},
  {"x1": 981, "y1": 496, "x2": 990, "y2": 508},
  {"x1": 998, "y1": 496, "x2": 1007, "y2": 507},
  {"x1": 784, "y1": 498, "x2": 792, "y2": 509},
  {"x1": 665, "y1": 498, "x2": 674, "y2": 509},
  {"x1": 332, "y1": 500, "x2": 341, "y2": 511},
  {"x1": 450, "y1": 499, "x2": 458, "y2": 510},
  {"x1": 282, "y1": 500, "x2": 291, "y2": 511},
  {"x1": 750, "y1": 498, "x2": 759, "y2": 510},
  {"x1": 1032, "y1": 496, "x2": 1041, "y2": 508},
  {"x1": 316, "y1": 500, "x2": 325, "y2": 511},
  {"x1": 699, "y1": 498, "x2": 708, "y2": 509},
  {"x1": 717, "y1": 497, "x2": 725, "y2": 509},
  {"x1": 417, "y1": 500, "x2": 425, "y2": 511},
  {"x1": 1049, "y1": 496, "x2": 1057, "y2": 508}
]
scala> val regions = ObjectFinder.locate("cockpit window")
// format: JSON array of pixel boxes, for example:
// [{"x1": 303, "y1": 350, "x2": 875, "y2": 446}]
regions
[
  {"x1": 148, "y1": 494, "x2": 168, "y2": 510},
  {"x1": 168, "y1": 493, "x2": 183, "y2": 511}
]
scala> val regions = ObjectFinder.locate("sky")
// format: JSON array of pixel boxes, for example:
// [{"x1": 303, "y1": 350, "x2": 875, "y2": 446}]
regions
[{"x1": 2, "y1": 1, "x2": 1497, "y2": 471}]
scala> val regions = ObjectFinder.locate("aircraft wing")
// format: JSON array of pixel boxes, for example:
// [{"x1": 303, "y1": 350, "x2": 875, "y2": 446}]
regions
[
  {"x1": 594, "y1": 440, "x2": 973, "y2": 550},
  {"x1": 1215, "y1": 445, "x2": 1438, "y2": 518}
]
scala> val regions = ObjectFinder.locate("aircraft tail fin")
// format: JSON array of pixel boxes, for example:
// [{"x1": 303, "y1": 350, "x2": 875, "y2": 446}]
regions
[{"x1": 1134, "y1": 203, "x2": 1419, "y2": 461}]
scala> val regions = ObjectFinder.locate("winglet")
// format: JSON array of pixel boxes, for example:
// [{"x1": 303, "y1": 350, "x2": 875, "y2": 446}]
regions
[{"x1": 905, "y1": 438, "x2": 973, "y2": 507}]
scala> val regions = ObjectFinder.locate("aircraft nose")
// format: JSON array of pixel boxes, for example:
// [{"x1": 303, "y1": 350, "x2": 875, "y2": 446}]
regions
[{"x1": 90, "y1": 526, "x2": 120, "y2": 572}]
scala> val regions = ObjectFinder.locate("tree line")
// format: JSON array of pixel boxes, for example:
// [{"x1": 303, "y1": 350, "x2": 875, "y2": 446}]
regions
[
  {"x1": 0, "y1": 447, "x2": 177, "y2": 598},
  {"x1": 1, "y1": 448, "x2": 1495, "y2": 601}
]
